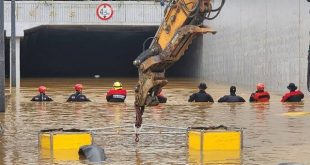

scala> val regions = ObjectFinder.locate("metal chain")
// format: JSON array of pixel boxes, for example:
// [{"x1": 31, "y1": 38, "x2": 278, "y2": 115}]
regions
[
  {"x1": 135, "y1": 106, "x2": 145, "y2": 142},
  {"x1": 135, "y1": 106, "x2": 144, "y2": 128}
]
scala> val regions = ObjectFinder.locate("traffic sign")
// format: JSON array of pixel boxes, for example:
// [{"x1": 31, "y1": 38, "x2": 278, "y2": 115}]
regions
[{"x1": 96, "y1": 3, "x2": 114, "y2": 21}]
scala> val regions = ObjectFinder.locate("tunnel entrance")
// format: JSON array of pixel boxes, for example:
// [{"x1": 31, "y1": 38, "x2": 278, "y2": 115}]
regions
[{"x1": 21, "y1": 25, "x2": 202, "y2": 78}]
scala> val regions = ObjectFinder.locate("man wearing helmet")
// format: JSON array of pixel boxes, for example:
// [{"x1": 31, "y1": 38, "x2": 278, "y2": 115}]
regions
[
  {"x1": 188, "y1": 82, "x2": 214, "y2": 102},
  {"x1": 249, "y1": 83, "x2": 270, "y2": 102},
  {"x1": 106, "y1": 82, "x2": 127, "y2": 102},
  {"x1": 31, "y1": 86, "x2": 53, "y2": 101},
  {"x1": 281, "y1": 83, "x2": 304, "y2": 102},
  {"x1": 67, "y1": 84, "x2": 91, "y2": 102}
]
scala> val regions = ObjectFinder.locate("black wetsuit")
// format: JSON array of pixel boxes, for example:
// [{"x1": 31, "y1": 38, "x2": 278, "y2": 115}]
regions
[
  {"x1": 188, "y1": 90, "x2": 214, "y2": 102},
  {"x1": 67, "y1": 92, "x2": 91, "y2": 102},
  {"x1": 218, "y1": 93, "x2": 246, "y2": 102},
  {"x1": 31, "y1": 93, "x2": 53, "y2": 102}
]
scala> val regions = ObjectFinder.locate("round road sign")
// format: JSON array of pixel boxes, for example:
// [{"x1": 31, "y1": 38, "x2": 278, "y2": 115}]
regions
[{"x1": 96, "y1": 3, "x2": 114, "y2": 21}]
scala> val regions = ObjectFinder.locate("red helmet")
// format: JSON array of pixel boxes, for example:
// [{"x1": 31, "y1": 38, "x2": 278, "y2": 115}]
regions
[
  {"x1": 38, "y1": 86, "x2": 47, "y2": 93},
  {"x1": 74, "y1": 84, "x2": 83, "y2": 92},
  {"x1": 256, "y1": 83, "x2": 265, "y2": 91}
]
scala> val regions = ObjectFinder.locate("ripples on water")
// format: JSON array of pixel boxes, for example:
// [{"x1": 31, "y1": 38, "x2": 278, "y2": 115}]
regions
[{"x1": 1, "y1": 78, "x2": 310, "y2": 164}]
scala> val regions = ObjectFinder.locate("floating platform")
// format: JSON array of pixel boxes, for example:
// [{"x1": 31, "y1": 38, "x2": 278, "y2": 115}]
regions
[{"x1": 282, "y1": 111, "x2": 310, "y2": 117}]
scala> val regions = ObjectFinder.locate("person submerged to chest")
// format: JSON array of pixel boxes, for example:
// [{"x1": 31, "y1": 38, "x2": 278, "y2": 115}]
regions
[
  {"x1": 218, "y1": 86, "x2": 245, "y2": 102},
  {"x1": 67, "y1": 84, "x2": 91, "y2": 102},
  {"x1": 188, "y1": 83, "x2": 214, "y2": 102},
  {"x1": 31, "y1": 86, "x2": 53, "y2": 102},
  {"x1": 106, "y1": 81, "x2": 127, "y2": 102}
]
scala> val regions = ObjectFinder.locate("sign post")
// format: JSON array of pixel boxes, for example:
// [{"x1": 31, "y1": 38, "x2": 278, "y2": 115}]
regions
[
  {"x1": 0, "y1": 0, "x2": 5, "y2": 112},
  {"x1": 11, "y1": 0, "x2": 16, "y2": 87}
]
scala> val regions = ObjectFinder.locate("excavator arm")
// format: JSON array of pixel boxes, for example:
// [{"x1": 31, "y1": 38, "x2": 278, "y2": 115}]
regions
[{"x1": 133, "y1": 0, "x2": 225, "y2": 128}]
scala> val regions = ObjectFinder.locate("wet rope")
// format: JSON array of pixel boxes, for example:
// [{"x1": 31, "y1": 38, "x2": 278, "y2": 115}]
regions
[
  {"x1": 94, "y1": 131, "x2": 186, "y2": 135},
  {"x1": 142, "y1": 124, "x2": 187, "y2": 130},
  {"x1": 188, "y1": 125, "x2": 228, "y2": 130},
  {"x1": 87, "y1": 125, "x2": 133, "y2": 132}
]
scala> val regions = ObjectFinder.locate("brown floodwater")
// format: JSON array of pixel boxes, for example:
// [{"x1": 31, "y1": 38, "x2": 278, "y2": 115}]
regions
[{"x1": 1, "y1": 78, "x2": 310, "y2": 164}]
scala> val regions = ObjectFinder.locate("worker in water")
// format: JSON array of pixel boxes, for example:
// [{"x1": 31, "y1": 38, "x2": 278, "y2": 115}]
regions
[
  {"x1": 156, "y1": 88, "x2": 167, "y2": 103},
  {"x1": 67, "y1": 84, "x2": 91, "y2": 102},
  {"x1": 31, "y1": 86, "x2": 53, "y2": 101},
  {"x1": 188, "y1": 82, "x2": 214, "y2": 102},
  {"x1": 218, "y1": 86, "x2": 246, "y2": 102},
  {"x1": 106, "y1": 81, "x2": 127, "y2": 102},
  {"x1": 281, "y1": 83, "x2": 304, "y2": 102},
  {"x1": 249, "y1": 83, "x2": 270, "y2": 102}
]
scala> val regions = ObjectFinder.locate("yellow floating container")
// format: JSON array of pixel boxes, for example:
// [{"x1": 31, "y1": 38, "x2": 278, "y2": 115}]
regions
[
  {"x1": 39, "y1": 129, "x2": 93, "y2": 161},
  {"x1": 187, "y1": 126, "x2": 243, "y2": 151},
  {"x1": 187, "y1": 126, "x2": 243, "y2": 164},
  {"x1": 40, "y1": 148, "x2": 81, "y2": 161},
  {"x1": 188, "y1": 150, "x2": 241, "y2": 164}
]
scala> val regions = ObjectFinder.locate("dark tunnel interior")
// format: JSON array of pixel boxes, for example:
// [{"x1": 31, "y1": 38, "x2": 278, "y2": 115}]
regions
[{"x1": 17, "y1": 25, "x2": 201, "y2": 78}]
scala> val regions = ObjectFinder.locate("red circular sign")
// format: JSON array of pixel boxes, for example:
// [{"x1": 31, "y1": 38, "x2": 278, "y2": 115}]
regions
[{"x1": 96, "y1": 3, "x2": 114, "y2": 21}]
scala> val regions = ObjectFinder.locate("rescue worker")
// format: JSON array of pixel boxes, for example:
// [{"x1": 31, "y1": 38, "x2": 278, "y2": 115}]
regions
[
  {"x1": 188, "y1": 82, "x2": 214, "y2": 102},
  {"x1": 281, "y1": 83, "x2": 304, "y2": 102},
  {"x1": 31, "y1": 86, "x2": 53, "y2": 101},
  {"x1": 106, "y1": 81, "x2": 127, "y2": 102},
  {"x1": 218, "y1": 86, "x2": 246, "y2": 102},
  {"x1": 249, "y1": 83, "x2": 270, "y2": 102},
  {"x1": 156, "y1": 88, "x2": 167, "y2": 103},
  {"x1": 67, "y1": 84, "x2": 91, "y2": 102}
]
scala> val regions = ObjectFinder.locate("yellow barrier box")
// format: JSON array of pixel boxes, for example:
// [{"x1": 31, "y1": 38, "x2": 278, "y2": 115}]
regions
[
  {"x1": 187, "y1": 126, "x2": 243, "y2": 164},
  {"x1": 188, "y1": 150, "x2": 241, "y2": 164},
  {"x1": 187, "y1": 126, "x2": 243, "y2": 151},
  {"x1": 39, "y1": 129, "x2": 93, "y2": 160}
]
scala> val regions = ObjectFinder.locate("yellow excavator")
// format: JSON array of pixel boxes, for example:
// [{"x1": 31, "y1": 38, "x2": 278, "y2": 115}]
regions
[{"x1": 133, "y1": 0, "x2": 225, "y2": 130}]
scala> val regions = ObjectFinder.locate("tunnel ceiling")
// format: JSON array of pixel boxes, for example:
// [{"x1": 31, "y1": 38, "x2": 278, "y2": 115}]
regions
[{"x1": 20, "y1": 25, "x2": 200, "y2": 78}]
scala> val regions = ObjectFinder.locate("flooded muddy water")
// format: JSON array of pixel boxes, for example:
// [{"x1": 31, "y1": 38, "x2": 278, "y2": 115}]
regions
[{"x1": 1, "y1": 78, "x2": 310, "y2": 164}]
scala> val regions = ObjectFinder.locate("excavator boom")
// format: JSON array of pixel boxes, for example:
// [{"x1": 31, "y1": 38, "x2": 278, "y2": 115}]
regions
[{"x1": 133, "y1": 0, "x2": 225, "y2": 129}]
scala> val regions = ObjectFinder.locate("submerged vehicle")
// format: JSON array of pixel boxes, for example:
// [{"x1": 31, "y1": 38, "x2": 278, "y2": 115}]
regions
[{"x1": 133, "y1": 0, "x2": 226, "y2": 129}]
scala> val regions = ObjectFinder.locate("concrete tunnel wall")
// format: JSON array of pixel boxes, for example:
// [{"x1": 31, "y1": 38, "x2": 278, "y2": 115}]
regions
[
  {"x1": 19, "y1": 25, "x2": 202, "y2": 78},
  {"x1": 202, "y1": 0, "x2": 310, "y2": 93},
  {"x1": 4, "y1": 33, "x2": 10, "y2": 78}
]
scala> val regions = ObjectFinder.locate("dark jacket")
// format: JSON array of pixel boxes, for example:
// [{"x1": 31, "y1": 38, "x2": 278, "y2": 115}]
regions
[
  {"x1": 218, "y1": 93, "x2": 246, "y2": 102},
  {"x1": 106, "y1": 89, "x2": 127, "y2": 102},
  {"x1": 31, "y1": 93, "x2": 53, "y2": 102},
  {"x1": 281, "y1": 90, "x2": 304, "y2": 102},
  {"x1": 249, "y1": 91, "x2": 270, "y2": 102},
  {"x1": 67, "y1": 92, "x2": 91, "y2": 102},
  {"x1": 188, "y1": 90, "x2": 214, "y2": 102}
]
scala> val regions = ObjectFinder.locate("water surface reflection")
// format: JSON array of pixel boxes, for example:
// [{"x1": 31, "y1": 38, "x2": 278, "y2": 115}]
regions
[{"x1": 1, "y1": 78, "x2": 310, "y2": 164}]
